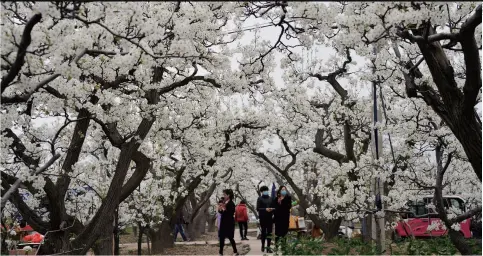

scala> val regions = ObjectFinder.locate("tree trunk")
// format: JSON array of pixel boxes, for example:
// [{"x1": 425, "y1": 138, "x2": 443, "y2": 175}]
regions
[
  {"x1": 412, "y1": 25, "x2": 482, "y2": 182},
  {"x1": 149, "y1": 221, "x2": 174, "y2": 254},
  {"x1": 207, "y1": 216, "x2": 217, "y2": 232},
  {"x1": 320, "y1": 218, "x2": 343, "y2": 241},
  {"x1": 449, "y1": 230, "x2": 472, "y2": 255},
  {"x1": 199, "y1": 203, "x2": 210, "y2": 235},
  {"x1": 147, "y1": 235, "x2": 151, "y2": 255},
  {"x1": 92, "y1": 224, "x2": 114, "y2": 256},
  {"x1": 362, "y1": 215, "x2": 373, "y2": 243},
  {"x1": 187, "y1": 213, "x2": 205, "y2": 240},
  {"x1": 137, "y1": 223, "x2": 144, "y2": 255},
  {"x1": 452, "y1": 118, "x2": 482, "y2": 181},
  {"x1": 197, "y1": 215, "x2": 207, "y2": 235},
  {"x1": 114, "y1": 208, "x2": 120, "y2": 255},
  {"x1": 37, "y1": 230, "x2": 71, "y2": 255}
]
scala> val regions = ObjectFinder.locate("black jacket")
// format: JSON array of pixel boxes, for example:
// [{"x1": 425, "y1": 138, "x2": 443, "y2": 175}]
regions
[
  {"x1": 175, "y1": 213, "x2": 187, "y2": 225},
  {"x1": 273, "y1": 195, "x2": 292, "y2": 236},
  {"x1": 257, "y1": 195, "x2": 274, "y2": 221},
  {"x1": 219, "y1": 200, "x2": 236, "y2": 238}
]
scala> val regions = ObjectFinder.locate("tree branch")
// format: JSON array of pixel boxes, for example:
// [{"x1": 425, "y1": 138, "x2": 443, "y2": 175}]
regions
[
  {"x1": 1, "y1": 153, "x2": 60, "y2": 209},
  {"x1": 119, "y1": 151, "x2": 151, "y2": 203},
  {"x1": 1, "y1": 13, "x2": 42, "y2": 94},
  {"x1": 275, "y1": 130, "x2": 298, "y2": 172},
  {"x1": 2, "y1": 128, "x2": 39, "y2": 167},
  {"x1": 451, "y1": 206, "x2": 482, "y2": 224},
  {"x1": 441, "y1": 152, "x2": 454, "y2": 177},
  {"x1": 314, "y1": 129, "x2": 347, "y2": 163},
  {"x1": 1, "y1": 74, "x2": 61, "y2": 104},
  {"x1": 460, "y1": 5, "x2": 482, "y2": 115},
  {"x1": 1, "y1": 179, "x2": 50, "y2": 234}
]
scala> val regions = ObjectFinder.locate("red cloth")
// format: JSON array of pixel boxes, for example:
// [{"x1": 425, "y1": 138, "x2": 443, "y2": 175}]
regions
[
  {"x1": 235, "y1": 204, "x2": 248, "y2": 222},
  {"x1": 23, "y1": 233, "x2": 44, "y2": 243}
]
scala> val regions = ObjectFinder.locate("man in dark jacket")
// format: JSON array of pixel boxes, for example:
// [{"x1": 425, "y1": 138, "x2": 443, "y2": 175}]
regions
[
  {"x1": 173, "y1": 211, "x2": 189, "y2": 242},
  {"x1": 257, "y1": 185, "x2": 274, "y2": 253}
]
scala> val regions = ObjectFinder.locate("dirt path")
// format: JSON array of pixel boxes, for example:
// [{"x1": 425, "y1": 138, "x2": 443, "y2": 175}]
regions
[{"x1": 119, "y1": 228, "x2": 269, "y2": 255}]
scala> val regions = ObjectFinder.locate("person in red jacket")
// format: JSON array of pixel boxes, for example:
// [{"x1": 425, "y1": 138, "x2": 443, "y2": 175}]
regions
[{"x1": 235, "y1": 199, "x2": 249, "y2": 240}]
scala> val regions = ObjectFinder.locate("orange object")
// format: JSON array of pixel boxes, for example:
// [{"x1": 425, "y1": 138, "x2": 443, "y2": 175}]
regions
[
  {"x1": 23, "y1": 233, "x2": 44, "y2": 243},
  {"x1": 289, "y1": 215, "x2": 298, "y2": 229},
  {"x1": 311, "y1": 225, "x2": 322, "y2": 238}
]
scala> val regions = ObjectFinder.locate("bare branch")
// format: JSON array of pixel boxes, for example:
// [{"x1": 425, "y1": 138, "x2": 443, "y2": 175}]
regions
[
  {"x1": 441, "y1": 152, "x2": 454, "y2": 176},
  {"x1": 314, "y1": 129, "x2": 347, "y2": 163},
  {"x1": 451, "y1": 206, "x2": 482, "y2": 224},
  {"x1": 1, "y1": 13, "x2": 42, "y2": 94},
  {"x1": 397, "y1": 29, "x2": 458, "y2": 44},
  {"x1": 1, "y1": 74, "x2": 61, "y2": 103}
]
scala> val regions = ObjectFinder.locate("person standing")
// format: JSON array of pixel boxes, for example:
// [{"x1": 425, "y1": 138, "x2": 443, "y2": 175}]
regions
[
  {"x1": 235, "y1": 199, "x2": 249, "y2": 240},
  {"x1": 256, "y1": 185, "x2": 275, "y2": 253},
  {"x1": 173, "y1": 211, "x2": 189, "y2": 242},
  {"x1": 273, "y1": 186, "x2": 292, "y2": 248},
  {"x1": 218, "y1": 189, "x2": 238, "y2": 256}
]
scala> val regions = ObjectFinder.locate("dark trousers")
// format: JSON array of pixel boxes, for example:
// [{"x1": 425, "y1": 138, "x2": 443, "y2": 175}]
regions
[
  {"x1": 238, "y1": 222, "x2": 248, "y2": 238},
  {"x1": 260, "y1": 219, "x2": 273, "y2": 249},
  {"x1": 173, "y1": 224, "x2": 187, "y2": 242},
  {"x1": 219, "y1": 235, "x2": 237, "y2": 255}
]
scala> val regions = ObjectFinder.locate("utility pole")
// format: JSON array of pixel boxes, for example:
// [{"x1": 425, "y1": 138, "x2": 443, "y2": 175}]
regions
[{"x1": 371, "y1": 46, "x2": 386, "y2": 253}]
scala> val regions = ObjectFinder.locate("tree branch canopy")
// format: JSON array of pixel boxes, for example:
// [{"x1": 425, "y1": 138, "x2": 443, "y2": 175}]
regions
[{"x1": 1, "y1": 13, "x2": 42, "y2": 94}]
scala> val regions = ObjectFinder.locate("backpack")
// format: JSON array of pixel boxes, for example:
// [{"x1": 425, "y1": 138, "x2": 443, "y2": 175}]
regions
[{"x1": 235, "y1": 204, "x2": 248, "y2": 222}]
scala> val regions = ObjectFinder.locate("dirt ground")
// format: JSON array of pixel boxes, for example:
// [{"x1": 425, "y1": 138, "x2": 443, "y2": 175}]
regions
[
  {"x1": 193, "y1": 231, "x2": 219, "y2": 242},
  {"x1": 120, "y1": 244, "x2": 250, "y2": 255}
]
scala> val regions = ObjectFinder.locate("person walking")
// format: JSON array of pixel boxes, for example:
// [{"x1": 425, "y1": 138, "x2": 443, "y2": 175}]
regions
[
  {"x1": 235, "y1": 199, "x2": 249, "y2": 240},
  {"x1": 173, "y1": 211, "x2": 189, "y2": 242},
  {"x1": 218, "y1": 189, "x2": 238, "y2": 256},
  {"x1": 256, "y1": 185, "x2": 275, "y2": 253},
  {"x1": 273, "y1": 186, "x2": 292, "y2": 248}
]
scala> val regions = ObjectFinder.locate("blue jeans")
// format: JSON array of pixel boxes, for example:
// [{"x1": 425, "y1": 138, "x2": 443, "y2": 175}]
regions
[{"x1": 174, "y1": 224, "x2": 187, "y2": 242}]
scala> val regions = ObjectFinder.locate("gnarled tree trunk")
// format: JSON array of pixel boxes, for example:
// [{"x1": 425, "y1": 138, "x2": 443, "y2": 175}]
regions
[
  {"x1": 187, "y1": 211, "x2": 206, "y2": 240},
  {"x1": 92, "y1": 226, "x2": 114, "y2": 256},
  {"x1": 207, "y1": 215, "x2": 217, "y2": 232},
  {"x1": 37, "y1": 231, "x2": 71, "y2": 255},
  {"x1": 137, "y1": 222, "x2": 144, "y2": 255},
  {"x1": 320, "y1": 218, "x2": 343, "y2": 241},
  {"x1": 149, "y1": 221, "x2": 174, "y2": 254}
]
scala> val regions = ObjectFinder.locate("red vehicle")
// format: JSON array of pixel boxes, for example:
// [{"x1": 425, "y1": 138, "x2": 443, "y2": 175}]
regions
[{"x1": 393, "y1": 196, "x2": 471, "y2": 239}]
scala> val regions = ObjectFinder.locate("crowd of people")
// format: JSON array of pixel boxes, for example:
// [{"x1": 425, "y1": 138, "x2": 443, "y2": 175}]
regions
[
  {"x1": 216, "y1": 186, "x2": 293, "y2": 255},
  {"x1": 173, "y1": 185, "x2": 293, "y2": 256}
]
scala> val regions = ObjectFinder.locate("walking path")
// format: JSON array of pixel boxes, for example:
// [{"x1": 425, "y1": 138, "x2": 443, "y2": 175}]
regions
[
  {"x1": 120, "y1": 228, "x2": 270, "y2": 255},
  {"x1": 173, "y1": 228, "x2": 268, "y2": 255}
]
